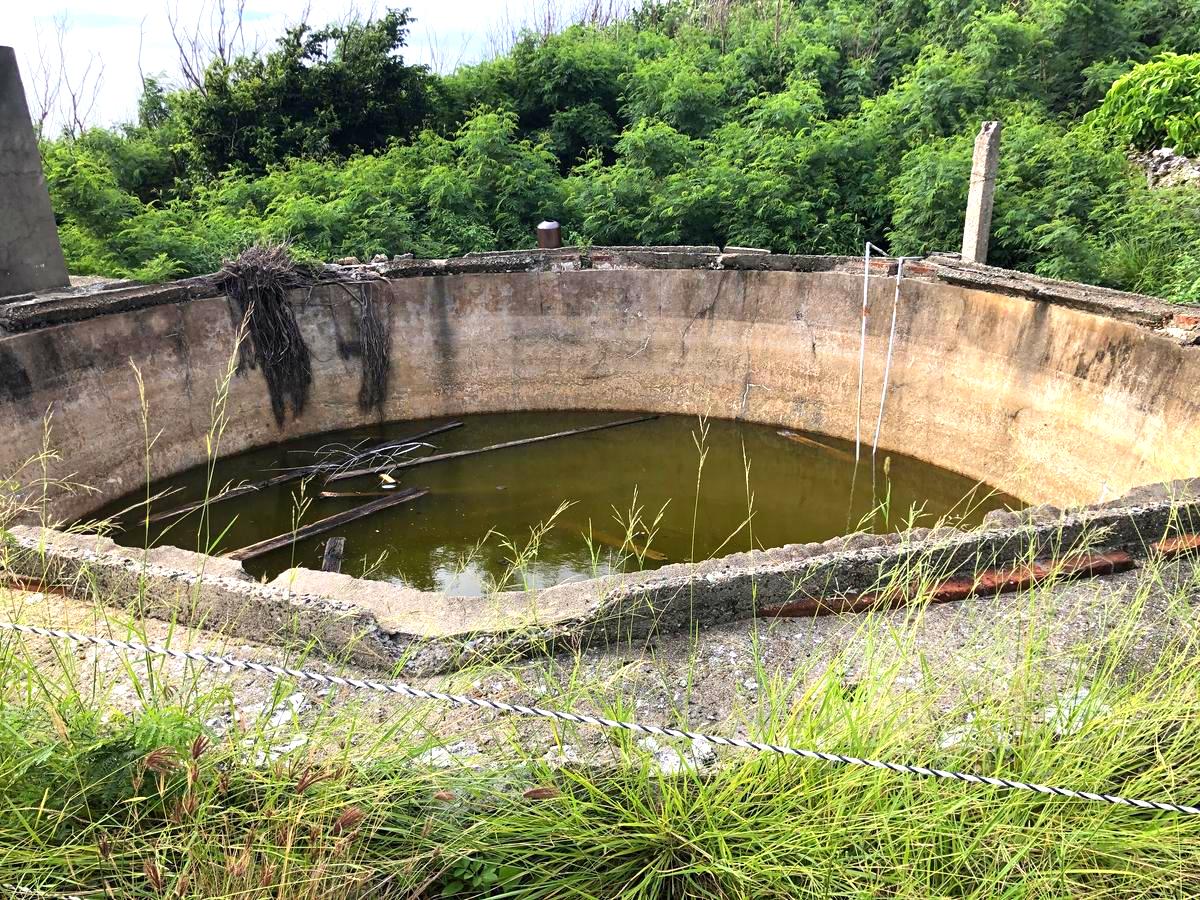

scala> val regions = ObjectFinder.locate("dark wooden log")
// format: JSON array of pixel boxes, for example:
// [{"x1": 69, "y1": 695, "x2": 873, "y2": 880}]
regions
[
  {"x1": 147, "y1": 471, "x2": 306, "y2": 524},
  {"x1": 224, "y1": 487, "x2": 428, "y2": 561},
  {"x1": 321, "y1": 537, "x2": 346, "y2": 573},
  {"x1": 326, "y1": 414, "x2": 659, "y2": 483},
  {"x1": 760, "y1": 550, "x2": 1135, "y2": 617}
]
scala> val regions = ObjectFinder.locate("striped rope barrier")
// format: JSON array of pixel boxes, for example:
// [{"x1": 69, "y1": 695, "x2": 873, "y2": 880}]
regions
[{"x1": 2, "y1": 620, "x2": 1197, "y2": 815}]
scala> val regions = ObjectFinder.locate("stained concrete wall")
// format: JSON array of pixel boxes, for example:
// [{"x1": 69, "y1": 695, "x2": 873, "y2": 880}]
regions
[
  {"x1": 0, "y1": 47, "x2": 69, "y2": 297},
  {"x1": 0, "y1": 257, "x2": 1198, "y2": 525}
]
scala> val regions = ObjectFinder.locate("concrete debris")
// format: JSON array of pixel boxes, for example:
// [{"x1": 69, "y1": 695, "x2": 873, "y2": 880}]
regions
[
  {"x1": 416, "y1": 739, "x2": 483, "y2": 768},
  {"x1": 936, "y1": 714, "x2": 1016, "y2": 751},
  {"x1": 1038, "y1": 687, "x2": 1108, "y2": 737},
  {"x1": 541, "y1": 743, "x2": 584, "y2": 766},
  {"x1": 1131, "y1": 147, "x2": 1200, "y2": 188},
  {"x1": 638, "y1": 735, "x2": 719, "y2": 775}
]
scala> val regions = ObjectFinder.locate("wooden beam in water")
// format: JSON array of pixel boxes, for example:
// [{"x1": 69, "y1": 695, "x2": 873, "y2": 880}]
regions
[
  {"x1": 147, "y1": 420, "x2": 461, "y2": 523},
  {"x1": 147, "y1": 470, "x2": 304, "y2": 524},
  {"x1": 777, "y1": 429, "x2": 854, "y2": 460},
  {"x1": 326, "y1": 414, "x2": 659, "y2": 483},
  {"x1": 321, "y1": 537, "x2": 346, "y2": 573},
  {"x1": 224, "y1": 487, "x2": 428, "y2": 561},
  {"x1": 580, "y1": 526, "x2": 668, "y2": 561}
]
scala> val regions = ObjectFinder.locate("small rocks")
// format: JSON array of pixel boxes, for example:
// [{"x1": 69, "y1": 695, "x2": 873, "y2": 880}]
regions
[
  {"x1": 982, "y1": 504, "x2": 1061, "y2": 529},
  {"x1": 637, "y1": 735, "x2": 718, "y2": 775},
  {"x1": 263, "y1": 691, "x2": 309, "y2": 730},
  {"x1": 839, "y1": 531, "x2": 887, "y2": 552},
  {"x1": 1020, "y1": 504, "x2": 1063, "y2": 525},
  {"x1": 1111, "y1": 478, "x2": 1200, "y2": 508},
  {"x1": 253, "y1": 733, "x2": 307, "y2": 765},
  {"x1": 1131, "y1": 147, "x2": 1200, "y2": 187},
  {"x1": 936, "y1": 714, "x2": 1014, "y2": 751},
  {"x1": 1038, "y1": 687, "x2": 1107, "y2": 736},
  {"x1": 541, "y1": 743, "x2": 584, "y2": 766},
  {"x1": 817, "y1": 531, "x2": 889, "y2": 554},
  {"x1": 982, "y1": 508, "x2": 1024, "y2": 530},
  {"x1": 415, "y1": 739, "x2": 482, "y2": 768}
]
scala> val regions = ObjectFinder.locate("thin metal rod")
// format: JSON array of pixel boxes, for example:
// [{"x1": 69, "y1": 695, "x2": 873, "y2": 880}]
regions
[
  {"x1": 872, "y1": 257, "x2": 904, "y2": 462},
  {"x1": 854, "y1": 242, "x2": 871, "y2": 465}
]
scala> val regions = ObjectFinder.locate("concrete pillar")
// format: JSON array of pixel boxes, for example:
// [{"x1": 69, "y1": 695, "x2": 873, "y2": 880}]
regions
[
  {"x1": 961, "y1": 120, "x2": 1002, "y2": 265},
  {"x1": 0, "y1": 46, "x2": 70, "y2": 297}
]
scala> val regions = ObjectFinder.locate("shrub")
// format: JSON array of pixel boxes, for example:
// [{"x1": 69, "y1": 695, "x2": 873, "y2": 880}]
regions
[{"x1": 1091, "y1": 53, "x2": 1200, "y2": 155}]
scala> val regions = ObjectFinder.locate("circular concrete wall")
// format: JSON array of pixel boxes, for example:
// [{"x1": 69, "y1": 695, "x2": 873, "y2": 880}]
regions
[{"x1": 2, "y1": 255, "x2": 1198, "y2": 523}]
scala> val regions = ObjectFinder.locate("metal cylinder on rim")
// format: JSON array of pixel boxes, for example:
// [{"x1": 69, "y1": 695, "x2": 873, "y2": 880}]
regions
[{"x1": 536, "y1": 220, "x2": 562, "y2": 249}]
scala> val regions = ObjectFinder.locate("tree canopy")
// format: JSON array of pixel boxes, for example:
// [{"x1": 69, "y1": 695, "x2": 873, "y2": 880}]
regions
[{"x1": 38, "y1": 0, "x2": 1200, "y2": 302}]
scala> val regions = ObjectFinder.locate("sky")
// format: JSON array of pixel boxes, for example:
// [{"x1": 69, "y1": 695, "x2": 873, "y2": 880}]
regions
[{"x1": 5, "y1": 1, "x2": 526, "y2": 131}]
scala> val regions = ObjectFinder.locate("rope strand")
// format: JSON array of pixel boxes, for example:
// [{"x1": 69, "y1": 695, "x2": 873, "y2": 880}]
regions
[{"x1": 2, "y1": 621, "x2": 1196, "y2": 815}]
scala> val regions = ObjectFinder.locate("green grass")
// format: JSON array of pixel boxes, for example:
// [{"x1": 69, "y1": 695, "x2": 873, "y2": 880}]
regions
[{"x1": 1, "y1": 538, "x2": 1199, "y2": 898}]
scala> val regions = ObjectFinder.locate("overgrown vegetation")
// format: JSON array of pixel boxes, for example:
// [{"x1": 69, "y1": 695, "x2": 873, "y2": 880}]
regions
[
  {"x1": 35, "y1": 0, "x2": 1200, "y2": 301},
  {"x1": 4, "y1": 522, "x2": 1200, "y2": 897}
]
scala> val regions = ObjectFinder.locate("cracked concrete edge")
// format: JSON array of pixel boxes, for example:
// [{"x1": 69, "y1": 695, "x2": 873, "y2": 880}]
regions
[
  {"x1": 3, "y1": 481, "x2": 1197, "y2": 675},
  {"x1": 923, "y1": 253, "x2": 1200, "y2": 333},
  {"x1": 7, "y1": 247, "x2": 1197, "y2": 335}
]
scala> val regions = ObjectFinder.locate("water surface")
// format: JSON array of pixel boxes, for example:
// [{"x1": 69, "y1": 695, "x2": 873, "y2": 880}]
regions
[{"x1": 98, "y1": 412, "x2": 1019, "y2": 594}]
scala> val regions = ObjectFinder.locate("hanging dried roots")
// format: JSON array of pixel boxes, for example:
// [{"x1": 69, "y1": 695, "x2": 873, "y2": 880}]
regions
[
  {"x1": 354, "y1": 287, "x2": 391, "y2": 412},
  {"x1": 221, "y1": 244, "x2": 313, "y2": 426}
]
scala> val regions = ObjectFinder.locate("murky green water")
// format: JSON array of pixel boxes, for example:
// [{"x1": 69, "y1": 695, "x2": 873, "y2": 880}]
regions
[{"x1": 96, "y1": 412, "x2": 1019, "y2": 594}]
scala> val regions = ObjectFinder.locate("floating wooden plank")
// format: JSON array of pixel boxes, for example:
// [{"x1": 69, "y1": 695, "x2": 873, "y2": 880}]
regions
[
  {"x1": 761, "y1": 549, "x2": 1135, "y2": 618},
  {"x1": 148, "y1": 421, "x2": 460, "y2": 523},
  {"x1": 224, "y1": 487, "x2": 427, "y2": 561},
  {"x1": 327, "y1": 414, "x2": 659, "y2": 483},
  {"x1": 148, "y1": 471, "x2": 307, "y2": 524},
  {"x1": 777, "y1": 429, "x2": 853, "y2": 460},
  {"x1": 582, "y1": 526, "x2": 667, "y2": 561},
  {"x1": 322, "y1": 537, "x2": 346, "y2": 573}
]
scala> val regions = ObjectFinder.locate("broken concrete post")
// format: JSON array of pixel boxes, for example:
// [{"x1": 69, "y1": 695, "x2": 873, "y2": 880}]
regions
[
  {"x1": 0, "y1": 46, "x2": 70, "y2": 297},
  {"x1": 961, "y1": 121, "x2": 1002, "y2": 264}
]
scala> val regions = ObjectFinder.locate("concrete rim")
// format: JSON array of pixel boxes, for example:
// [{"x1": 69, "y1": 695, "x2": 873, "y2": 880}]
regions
[{"x1": 2, "y1": 247, "x2": 1198, "y2": 671}]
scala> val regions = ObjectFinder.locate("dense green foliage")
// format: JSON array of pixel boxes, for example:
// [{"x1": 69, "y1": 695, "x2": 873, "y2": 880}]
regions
[
  {"x1": 1091, "y1": 52, "x2": 1200, "y2": 155},
  {"x1": 38, "y1": 0, "x2": 1200, "y2": 301}
]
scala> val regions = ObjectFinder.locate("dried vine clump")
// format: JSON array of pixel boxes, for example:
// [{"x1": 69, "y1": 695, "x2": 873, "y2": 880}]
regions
[{"x1": 221, "y1": 244, "x2": 314, "y2": 426}]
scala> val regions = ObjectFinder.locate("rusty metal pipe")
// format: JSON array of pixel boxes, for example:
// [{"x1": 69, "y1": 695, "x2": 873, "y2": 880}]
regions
[{"x1": 537, "y1": 220, "x2": 562, "y2": 249}]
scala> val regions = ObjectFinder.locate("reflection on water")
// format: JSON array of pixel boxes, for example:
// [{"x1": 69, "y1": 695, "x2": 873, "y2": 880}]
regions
[{"x1": 97, "y1": 412, "x2": 1020, "y2": 595}]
